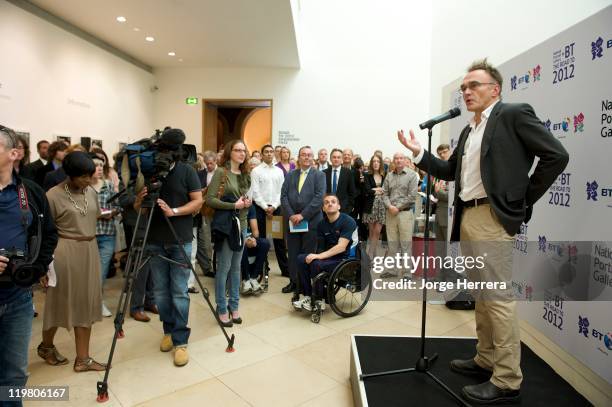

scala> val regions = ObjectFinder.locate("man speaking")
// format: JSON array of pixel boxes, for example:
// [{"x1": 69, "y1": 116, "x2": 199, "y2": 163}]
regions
[{"x1": 398, "y1": 59, "x2": 569, "y2": 404}]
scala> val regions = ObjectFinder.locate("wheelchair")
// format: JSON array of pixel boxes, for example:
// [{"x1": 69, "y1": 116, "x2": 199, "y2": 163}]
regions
[{"x1": 308, "y1": 243, "x2": 372, "y2": 323}]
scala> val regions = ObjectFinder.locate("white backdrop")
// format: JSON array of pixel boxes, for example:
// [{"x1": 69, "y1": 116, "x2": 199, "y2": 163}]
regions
[{"x1": 446, "y1": 6, "x2": 612, "y2": 384}]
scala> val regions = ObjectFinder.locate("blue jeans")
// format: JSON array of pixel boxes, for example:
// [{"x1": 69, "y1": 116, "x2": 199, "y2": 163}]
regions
[
  {"x1": 0, "y1": 289, "x2": 33, "y2": 407},
  {"x1": 148, "y1": 242, "x2": 192, "y2": 346},
  {"x1": 215, "y1": 234, "x2": 246, "y2": 314},
  {"x1": 97, "y1": 234, "x2": 116, "y2": 283},
  {"x1": 241, "y1": 238, "x2": 270, "y2": 280}
]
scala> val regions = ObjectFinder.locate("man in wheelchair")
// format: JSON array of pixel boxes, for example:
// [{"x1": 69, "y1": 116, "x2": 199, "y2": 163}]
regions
[
  {"x1": 241, "y1": 206, "x2": 270, "y2": 294},
  {"x1": 293, "y1": 194, "x2": 357, "y2": 312}
]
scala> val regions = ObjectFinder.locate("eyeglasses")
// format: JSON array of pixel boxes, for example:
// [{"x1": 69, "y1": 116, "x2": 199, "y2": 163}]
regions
[
  {"x1": 232, "y1": 148, "x2": 246, "y2": 153},
  {"x1": 459, "y1": 81, "x2": 497, "y2": 94}
]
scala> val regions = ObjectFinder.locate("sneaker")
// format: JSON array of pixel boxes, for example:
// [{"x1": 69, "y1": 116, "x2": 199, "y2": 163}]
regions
[
  {"x1": 160, "y1": 334, "x2": 173, "y2": 352},
  {"x1": 315, "y1": 300, "x2": 326, "y2": 311},
  {"x1": 174, "y1": 347, "x2": 189, "y2": 367},
  {"x1": 292, "y1": 295, "x2": 310, "y2": 311},
  {"x1": 242, "y1": 280, "x2": 253, "y2": 295},
  {"x1": 301, "y1": 296, "x2": 313, "y2": 312},
  {"x1": 102, "y1": 302, "x2": 112, "y2": 318},
  {"x1": 250, "y1": 278, "x2": 263, "y2": 293}
]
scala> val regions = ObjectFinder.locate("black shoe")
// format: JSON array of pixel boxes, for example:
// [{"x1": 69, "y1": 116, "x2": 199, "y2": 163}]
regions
[
  {"x1": 291, "y1": 293, "x2": 300, "y2": 303},
  {"x1": 462, "y1": 381, "x2": 520, "y2": 405},
  {"x1": 450, "y1": 358, "x2": 493, "y2": 378},
  {"x1": 203, "y1": 271, "x2": 215, "y2": 278},
  {"x1": 281, "y1": 282, "x2": 296, "y2": 294}
]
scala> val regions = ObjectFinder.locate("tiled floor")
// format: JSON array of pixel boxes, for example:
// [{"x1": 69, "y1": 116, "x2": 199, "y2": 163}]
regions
[{"x1": 26, "y1": 254, "x2": 478, "y2": 407}]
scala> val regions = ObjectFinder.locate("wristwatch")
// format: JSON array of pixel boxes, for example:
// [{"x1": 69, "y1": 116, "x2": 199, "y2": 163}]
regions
[{"x1": 172, "y1": 208, "x2": 179, "y2": 215}]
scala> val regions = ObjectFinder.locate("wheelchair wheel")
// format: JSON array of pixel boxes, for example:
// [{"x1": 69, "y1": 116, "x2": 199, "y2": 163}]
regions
[{"x1": 327, "y1": 260, "x2": 372, "y2": 318}]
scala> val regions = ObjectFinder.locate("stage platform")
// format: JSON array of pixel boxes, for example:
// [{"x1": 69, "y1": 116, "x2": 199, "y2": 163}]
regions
[{"x1": 350, "y1": 335, "x2": 591, "y2": 406}]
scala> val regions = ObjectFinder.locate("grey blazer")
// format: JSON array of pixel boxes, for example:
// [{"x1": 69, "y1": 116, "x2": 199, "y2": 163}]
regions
[{"x1": 280, "y1": 168, "x2": 326, "y2": 223}]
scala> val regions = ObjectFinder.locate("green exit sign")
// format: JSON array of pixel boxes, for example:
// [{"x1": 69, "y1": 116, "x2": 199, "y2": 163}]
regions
[{"x1": 185, "y1": 97, "x2": 198, "y2": 105}]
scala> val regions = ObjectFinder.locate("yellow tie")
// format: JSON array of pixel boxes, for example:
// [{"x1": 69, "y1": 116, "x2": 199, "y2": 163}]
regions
[{"x1": 298, "y1": 170, "x2": 307, "y2": 193}]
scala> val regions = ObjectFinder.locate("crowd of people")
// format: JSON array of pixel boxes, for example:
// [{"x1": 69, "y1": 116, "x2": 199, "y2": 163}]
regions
[
  {"x1": 2, "y1": 125, "x2": 448, "y2": 372},
  {"x1": 0, "y1": 59, "x2": 570, "y2": 405}
]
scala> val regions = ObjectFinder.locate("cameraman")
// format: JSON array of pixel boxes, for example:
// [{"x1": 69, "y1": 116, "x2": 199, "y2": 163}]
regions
[
  {"x1": 134, "y1": 128, "x2": 202, "y2": 368},
  {"x1": 0, "y1": 125, "x2": 57, "y2": 402}
]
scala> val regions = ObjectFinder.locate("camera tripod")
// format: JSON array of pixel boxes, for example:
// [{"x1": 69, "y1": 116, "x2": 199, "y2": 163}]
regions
[{"x1": 96, "y1": 190, "x2": 235, "y2": 403}]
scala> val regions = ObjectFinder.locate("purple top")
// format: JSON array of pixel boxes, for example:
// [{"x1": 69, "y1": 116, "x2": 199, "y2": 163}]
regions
[{"x1": 276, "y1": 161, "x2": 295, "y2": 177}]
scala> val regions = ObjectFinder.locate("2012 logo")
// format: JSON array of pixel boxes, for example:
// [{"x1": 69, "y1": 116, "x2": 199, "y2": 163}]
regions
[
  {"x1": 586, "y1": 180, "x2": 612, "y2": 207},
  {"x1": 591, "y1": 36, "x2": 612, "y2": 60},
  {"x1": 549, "y1": 172, "x2": 571, "y2": 207},
  {"x1": 553, "y1": 42, "x2": 575, "y2": 84},
  {"x1": 577, "y1": 315, "x2": 611, "y2": 355}
]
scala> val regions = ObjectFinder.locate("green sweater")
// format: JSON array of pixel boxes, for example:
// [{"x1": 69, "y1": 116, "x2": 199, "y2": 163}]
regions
[{"x1": 206, "y1": 168, "x2": 251, "y2": 229}]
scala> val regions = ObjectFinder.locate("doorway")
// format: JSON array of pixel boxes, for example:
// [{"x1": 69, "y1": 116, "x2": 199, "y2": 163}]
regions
[{"x1": 202, "y1": 99, "x2": 273, "y2": 154}]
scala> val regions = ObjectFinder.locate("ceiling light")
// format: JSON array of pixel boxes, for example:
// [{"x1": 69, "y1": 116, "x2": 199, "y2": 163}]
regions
[
  {"x1": 116, "y1": 16, "x2": 127, "y2": 23},
  {"x1": 168, "y1": 52, "x2": 176, "y2": 56},
  {"x1": 145, "y1": 36, "x2": 154, "y2": 42},
  {"x1": 133, "y1": 27, "x2": 140, "y2": 32}
]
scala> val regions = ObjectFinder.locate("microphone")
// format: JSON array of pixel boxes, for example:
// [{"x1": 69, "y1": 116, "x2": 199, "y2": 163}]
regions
[{"x1": 419, "y1": 107, "x2": 461, "y2": 130}]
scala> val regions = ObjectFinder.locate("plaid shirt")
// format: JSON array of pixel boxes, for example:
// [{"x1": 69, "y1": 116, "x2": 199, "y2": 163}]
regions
[{"x1": 96, "y1": 180, "x2": 120, "y2": 236}]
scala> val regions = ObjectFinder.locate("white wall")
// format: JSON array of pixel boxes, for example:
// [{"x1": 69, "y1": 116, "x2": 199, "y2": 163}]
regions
[
  {"x1": 153, "y1": 0, "x2": 433, "y2": 160},
  {"x1": 0, "y1": 1, "x2": 155, "y2": 162},
  {"x1": 429, "y1": 0, "x2": 612, "y2": 144}
]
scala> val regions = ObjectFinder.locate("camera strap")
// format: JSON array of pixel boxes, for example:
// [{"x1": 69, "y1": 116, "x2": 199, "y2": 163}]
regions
[{"x1": 17, "y1": 182, "x2": 30, "y2": 228}]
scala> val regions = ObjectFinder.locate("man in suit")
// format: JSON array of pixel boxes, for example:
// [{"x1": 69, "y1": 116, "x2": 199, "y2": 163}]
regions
[
  {"x1": 21, "y1": 140, "x2": 49, "y2": 181},
  {"x1": 34, "y1": 141, "x2": 66, "y2": 188},
  {"x1": 280, "y1": 146, "x2": 326, "y2": 298},
  {"x1": 399, "y1": 58, "x2": 569, "y2": 404},
  {"x1": 316, "y1": 148, "x2": 329, "y2": 171},
  {"x1": 324, "y1": 148, "x2": 356, "y2": 214}
]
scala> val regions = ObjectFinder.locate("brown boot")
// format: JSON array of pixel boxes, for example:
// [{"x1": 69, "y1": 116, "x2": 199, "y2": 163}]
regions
[{"x1": 130, "y1": 310, "x2": 150, "y2": 322}]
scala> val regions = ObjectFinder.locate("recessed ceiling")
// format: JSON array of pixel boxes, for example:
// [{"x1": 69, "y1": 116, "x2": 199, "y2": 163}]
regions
[{"x1": 28, "y1": 0, "x2": 300, "y2": 69}]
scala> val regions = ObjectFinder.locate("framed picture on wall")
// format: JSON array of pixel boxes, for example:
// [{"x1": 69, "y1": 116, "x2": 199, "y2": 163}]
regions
[
  {"x1": 55, "y1": 135, "x2": 71, "y2": 145},
  {"x1": 92, "y1": 139, "x2": 103, "y2": 150},
  {"x1": 14, "y1": 131, "x2": 30, "y2": 146}
]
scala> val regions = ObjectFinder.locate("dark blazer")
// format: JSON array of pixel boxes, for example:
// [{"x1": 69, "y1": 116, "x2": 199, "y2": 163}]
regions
[
  {"x1": 34, "y1": 161, "x2": 56, "y2": 187},
  {"x1": 197, "y1": 169, "x2": 209, "y2": 188},
  {"x1": 362, "y1": 173, "x2": 386, "y2": 214},
  {"x1": 417, "y1": 102, "x2": 569, "y2": 242},
  {"x1": 15, "y1": 173, "x2": 58, "y2": 278},
  {"x1": 324, "y1": 166, "x2": 356, "y2": 214},
  {"x1": 281, "y1": 168, "x2": 326, "y2": 224},
  {"x1": 43, "y1": 168, "x2": 66, "y2": 191},
  {"x1": 21, "y1": 159, "x2": 45, "y2": 182}
]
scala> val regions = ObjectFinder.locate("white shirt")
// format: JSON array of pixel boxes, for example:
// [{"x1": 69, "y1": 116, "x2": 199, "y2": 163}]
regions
[
  {"x1": 206, "y1": 166, "x2": 216, "y2": 186},
  {"x1": 318, "y1": 162, "x2": 329, "y2": 171},
  {"x1": 414, "y1": 100, "x2": 498, "y2": 202},
  {"x1": 251, "y1": 162, "x2": 284, "y2": 210}
]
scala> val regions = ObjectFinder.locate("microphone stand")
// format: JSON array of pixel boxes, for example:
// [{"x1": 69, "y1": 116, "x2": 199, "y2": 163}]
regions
[{"x1": 359, "y1": 125, "x2": 470, "y2": 407}]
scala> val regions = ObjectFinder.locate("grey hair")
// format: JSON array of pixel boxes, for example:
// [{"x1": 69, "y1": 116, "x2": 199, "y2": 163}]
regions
[
  {"x1": 0, "y1": 126, "x2": 17, "y2": 149},
  {"x1": 202, "y1": 150, "x2": 217, "y2": 162}
]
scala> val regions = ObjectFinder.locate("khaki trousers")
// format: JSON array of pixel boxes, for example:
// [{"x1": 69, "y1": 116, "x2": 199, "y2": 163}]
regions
[
  {"x1": 385, "y1": 209, "x2": 414, "y2": 257},
  {"x1": 460, "y1": 204, "x2": 522, "y2": 390}
]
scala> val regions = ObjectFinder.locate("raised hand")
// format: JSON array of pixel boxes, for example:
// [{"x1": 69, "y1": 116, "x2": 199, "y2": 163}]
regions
[{"x1": 397, "y1": 129, "x2": 422, "y2": 156}]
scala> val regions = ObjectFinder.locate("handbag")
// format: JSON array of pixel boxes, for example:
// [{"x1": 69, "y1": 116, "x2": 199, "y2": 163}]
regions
[{"x1": 201, "y1": 168, "x2": 227, "y2": 218}]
